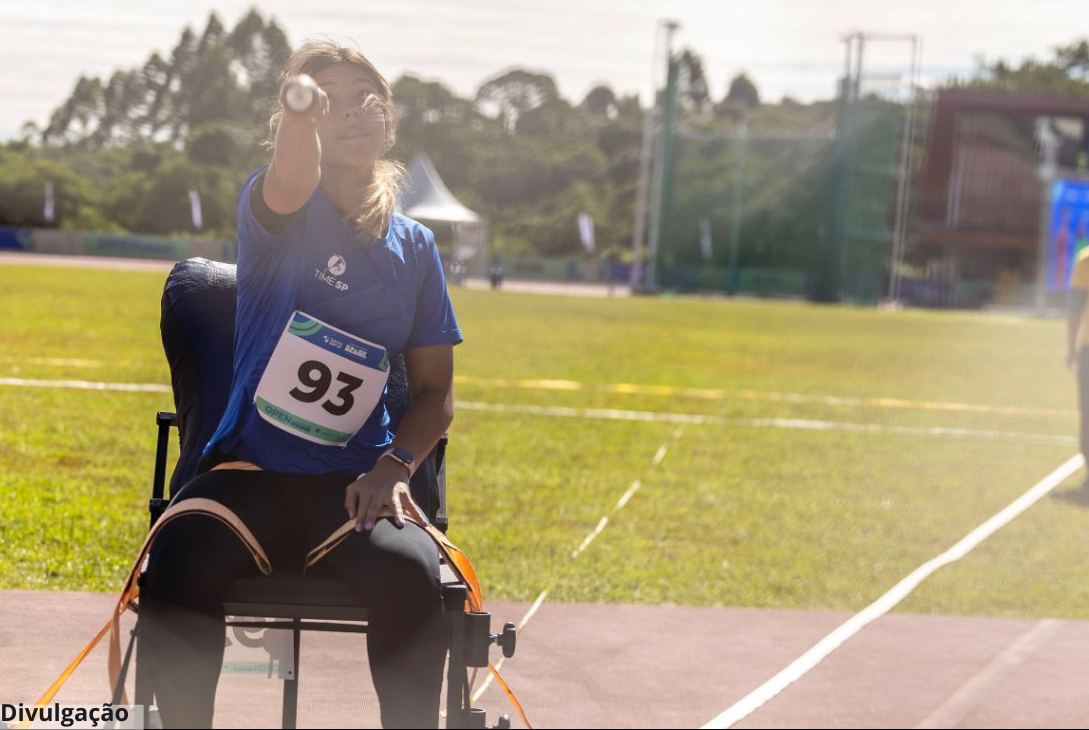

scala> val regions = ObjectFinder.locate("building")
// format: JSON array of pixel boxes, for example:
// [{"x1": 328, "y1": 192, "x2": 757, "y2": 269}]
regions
[{"x1": 917, "y1": 88, "x2": 1089, "y2": 307}]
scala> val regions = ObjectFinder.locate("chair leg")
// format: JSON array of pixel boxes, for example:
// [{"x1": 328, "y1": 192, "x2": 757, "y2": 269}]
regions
[
  {"x1": 134, "y1": 620, "x2": 154, "y2": 726},
  {"x1": 443, "y1": 585, "x2": 469, "y2": 730},
  {"x1": 281, "y1": 620, "x2": 301, "y2": 729}
]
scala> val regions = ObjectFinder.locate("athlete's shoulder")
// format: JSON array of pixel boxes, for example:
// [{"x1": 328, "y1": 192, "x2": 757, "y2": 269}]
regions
[
  {"x1": 389, "y1": 214, "x2": 438, "y2": 262},
  {"x1": 390, "y1": 213, "x2": 435, "y2": 241}
]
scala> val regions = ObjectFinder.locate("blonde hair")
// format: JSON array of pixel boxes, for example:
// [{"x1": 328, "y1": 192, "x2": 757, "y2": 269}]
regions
[{"x1": 266, "y1": 39, "x2": 404, "y2": 239}]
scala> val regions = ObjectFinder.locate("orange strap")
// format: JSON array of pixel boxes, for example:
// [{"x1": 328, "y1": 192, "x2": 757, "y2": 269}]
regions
[
  {"x1": 210, "y1": 461, "x2": 263, "y2": 471},
  {"x1": 305, "y1": 518, "x2": 484, "y2": 611},
  {"x1": 489, "y1": 661, "x2": 531, "y2": 729},
  {"x1": 307, "y1": 517, "x2": 531, "y2": 728},
  {"x1": 16, "y1": 498, "x2": 269, "y2": 728},
  {"x1": 24, "y1": 503, "x2": 532, "y2": 730}
]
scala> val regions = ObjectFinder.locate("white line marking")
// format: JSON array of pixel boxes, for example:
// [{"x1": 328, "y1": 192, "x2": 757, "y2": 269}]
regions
[
  {"x1": 0, "y1": 252, "x2": 174, "y2": 271},
  {"x1": 572, "y1": 517, "x2": 609, "y2": 559},
  {"x1": 653, "y1": 445, "x2": 669, "y2": 465},
  {"x1": 0, "y1": 363, "x2": 1069, "y2": 417},
  {"x1": 0, "y1": 356, "x2": 155, "y2": 368},
  {"x1": 700, "y1": 454, "x2": 1085, "y2": 729},
  {"x1": 915, "y1": 619, "x2": 1062, "y2": 729},
  {"x1": 454, "y1": 376, "x2": 1074, "y2": 419},
  {"x1": 459, "y1": 400, "x2": 720, "y2": 424},
  {"x1": 616, "y1": 480, "x2": 641, "y2": 510},
  {"x1": 0, "y1": 380, "x2": 1071, "y2": 446},
  {"x1": 743, "y1": 417, "x2": 1076, "y2": 447},
  {"x1": 470, "y1": 431, "x2": 682, "y2": 704},
  {"x1": 520, "y1": 590, "x2": 550, "y2": 631},
  {"x1": 458, "y1": 402, "x2": 1075, "y2": 446},
  {"x1": 0, "y1": 377, "x2": 170, "y2": 393}
]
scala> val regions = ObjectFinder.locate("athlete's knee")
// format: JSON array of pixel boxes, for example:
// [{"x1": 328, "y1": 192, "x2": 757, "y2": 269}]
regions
[
  {"x1": 367, "y1": 522, "x2": 441, "y2": 602},
  {"x1": 141, "y1": 515, "x2": 250, "y2": 607}
]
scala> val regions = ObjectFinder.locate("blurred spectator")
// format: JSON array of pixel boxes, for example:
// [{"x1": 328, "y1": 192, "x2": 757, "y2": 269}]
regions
[{"x1": 489, "y1": 256, "x2": 504, "y2": 290}]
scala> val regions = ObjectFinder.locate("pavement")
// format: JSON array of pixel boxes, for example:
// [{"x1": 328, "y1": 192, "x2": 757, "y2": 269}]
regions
[{"x1": 2, "y1": 590, "x2": 1087, "y2": 728}]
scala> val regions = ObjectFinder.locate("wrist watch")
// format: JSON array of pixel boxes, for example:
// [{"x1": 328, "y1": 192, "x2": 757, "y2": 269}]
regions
[{"x1": 380, "y1": 446, "x2": 415, "y2": 476}]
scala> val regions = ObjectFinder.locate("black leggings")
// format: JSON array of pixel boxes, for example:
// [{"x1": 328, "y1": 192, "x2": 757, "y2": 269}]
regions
[{"x1": 138, "y1": 469, "x2": 446, "y2": 729}]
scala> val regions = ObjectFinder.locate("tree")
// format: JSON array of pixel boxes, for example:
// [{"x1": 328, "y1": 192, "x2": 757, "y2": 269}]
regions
[
  {"x1": 725, "y1": 73, "x2": 760, "y2": 109},
  {"x1": 18, "y1": 11, "x2": 660, "y2": 256},
  {"x1": 41, "y1": 11, "x2": 289, "y2": 148},
  {"x1": 475, "y1": 69, "x2": 559, "y2": 133},
  {"x1": 43, "y1": 76, "x2": 104, "y2": 146},
  {"x1": 515, "y1": 98, "x2": 579, "y2": 136},
  {"x1": 964, "y1": 45, "x2": 1089, "y2": 99},
  {"x1": 224, "y1": 9, "x2": 291, "y2": 123},
  {"x1": 581, "y1": 85, "x2": 618, "y2": 118},
  {"x1": 676, "y1": 49, "x2": 710, "y2": 113},
  {"x1": 0, "y1": 151, "x2": 107, "y2": 229},
  {"x1": 1056, "y1": 40, "x2": 1089, "y2": 81}
]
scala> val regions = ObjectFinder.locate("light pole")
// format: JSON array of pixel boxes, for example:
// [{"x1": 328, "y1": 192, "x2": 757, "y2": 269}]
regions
[
  {"x1": 630, "y1": 20, "x2": 672, "y2": 290},
  {"x1": 727, "y1": 115, "x2": 747, "y2": 294},
  {"x1": 644, "y1": 20, "x2": 680, "y2": 292}
]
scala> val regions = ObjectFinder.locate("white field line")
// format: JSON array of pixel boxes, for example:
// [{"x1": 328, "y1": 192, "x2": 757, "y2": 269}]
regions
[
  {"x1": 0, "y1": 377, "x2": 170, "y2": 393},
  {"x1": 700, "y1": 454, "x2": 1085, "y2": 729},
  {"x1": 453, "y1": 376, "x2": 1074, "y2": 419},
  {"x1": 457, "y1": 401, "x2": 1075, "y2": 446},
  {"x1": 914, "y1": 619, "x2": 1062, "y2": 729},
  {"x1": 0, "y1": 356, "x2": 156, "y2": 368},
  {"x1": 0, "y1": 364, "x2": 1069, "y2": 418},
  {"x1": 0, "y1": 379, "x2": 1071, "y2": 446},
  {"x1": 470, "y1": 429, "x2": 683, "y2": 703}
]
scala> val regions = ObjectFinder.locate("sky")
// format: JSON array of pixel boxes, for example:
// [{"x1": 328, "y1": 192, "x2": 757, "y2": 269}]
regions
[{"x1": 0, "y1": 0, "x2": 1086, "y2": 139}]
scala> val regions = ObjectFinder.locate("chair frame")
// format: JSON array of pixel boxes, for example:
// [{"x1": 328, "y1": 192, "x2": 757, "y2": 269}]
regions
[{"x1": 133, "y1": 411, "x2": 483, "y2": 729}]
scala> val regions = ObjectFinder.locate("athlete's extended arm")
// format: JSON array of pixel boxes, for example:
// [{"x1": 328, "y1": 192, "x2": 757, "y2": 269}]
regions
[{"x1": 264, "y1": 75, "x2": 329, "y2": 215}]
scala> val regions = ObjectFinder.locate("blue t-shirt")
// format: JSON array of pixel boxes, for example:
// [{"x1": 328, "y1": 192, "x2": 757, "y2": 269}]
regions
[{"x1": 204, "y1": 167, "x2": 463, "y2": 474}]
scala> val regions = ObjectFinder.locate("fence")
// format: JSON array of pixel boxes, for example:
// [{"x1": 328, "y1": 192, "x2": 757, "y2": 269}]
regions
[{"x1": 0, "y1": 226, "x2": 236, "y2": 262}]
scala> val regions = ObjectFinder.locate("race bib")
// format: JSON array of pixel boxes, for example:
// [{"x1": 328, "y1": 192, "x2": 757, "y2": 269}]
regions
[{"x1": 254, "y1": 311, "x2": 390, "y2": 446}]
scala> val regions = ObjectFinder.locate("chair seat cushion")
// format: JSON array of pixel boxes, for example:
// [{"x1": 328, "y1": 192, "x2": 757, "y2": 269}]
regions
[
  {"x1": 224, "y1": 574, "x2": 362, "y2": 608},
  {"x1": 220, "y1": 564, "x2": 461, "y2": 621}
]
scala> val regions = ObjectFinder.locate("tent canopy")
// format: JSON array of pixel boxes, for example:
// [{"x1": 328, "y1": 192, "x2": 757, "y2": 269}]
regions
[{"x1": 400, "y1": 152, "x2": 481, "y2": 224}]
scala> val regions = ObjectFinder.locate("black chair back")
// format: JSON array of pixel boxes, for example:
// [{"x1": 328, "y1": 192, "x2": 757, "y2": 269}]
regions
[{"x1": 159, "y1": 258, "x2": 447, "y2": 527}]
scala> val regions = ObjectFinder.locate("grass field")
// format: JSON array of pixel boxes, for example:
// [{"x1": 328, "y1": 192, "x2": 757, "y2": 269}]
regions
[{"x1": 2, "y1": 262, "x2": 1089, "y2": 620}]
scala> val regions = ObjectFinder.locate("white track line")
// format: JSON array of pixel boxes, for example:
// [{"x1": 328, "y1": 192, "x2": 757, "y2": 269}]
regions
[
  {"x1": 571, "y1": 517, "x2": 609, "y2": 558},
  {"x1": 2, "y1": 365, "x2": 1069, "y2": 418},
  {"x1": 700, "y1": 453, "x2": 1085, "y2": 730},
  {"x1": 453, "y1": 376, "x2": 1074, "y2": 419},
  {"x1": 652, "y1": 444, "x2": 669, "y2": 465},
  {"x1": 457, "y1": 402, "x2": 1074, "y2": 446},
  {"x1": 914, "y1": 619, "x2": 1061, "y2": 729},
  {"x1": 0, "y1": 380, "x2": 1071, "y2": 446},
  {"x1": 616, "y1": 480, "x2": 641, "y2": 510},
  {"x1": 470, "y1": 432, "x2": 679, "y2": 704},
  {"x1": 0, "y1": 252, "x2": 174, "y2": 271},
  {"x1": 0, "y1": 377, "x2": 170, "y2": 393},
  {"x1": 0, "y1": 356, "x2": 156, "y2": 368}
]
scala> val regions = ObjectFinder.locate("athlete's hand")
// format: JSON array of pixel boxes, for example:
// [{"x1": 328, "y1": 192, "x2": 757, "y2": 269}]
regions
[
  {"x1": 280, "y1": 74, "x2": 329, "y2": 124},
  {"x1": 344, "y1": 460, "x2": 429, "y2": 532},
  {"x1": 1069, "y1": 350, "x2": 1079, "y2": 372}
]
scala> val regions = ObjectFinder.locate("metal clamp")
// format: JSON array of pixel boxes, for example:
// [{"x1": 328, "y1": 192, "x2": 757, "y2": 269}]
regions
[
  {"x1": 465, "y1": 612, "x2": 517, "y2": 667},
  {"x1": 465, "y1": 707, "x2": 510, "y2": 729}
]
